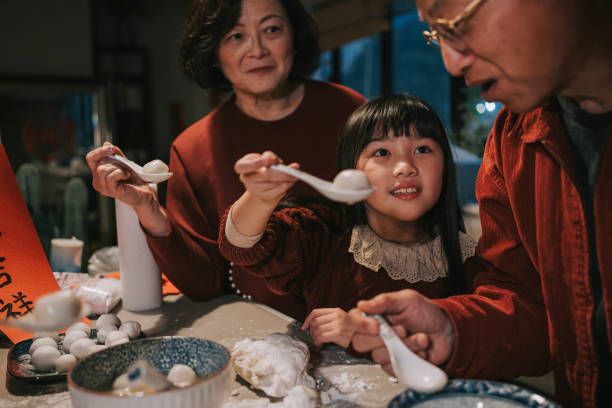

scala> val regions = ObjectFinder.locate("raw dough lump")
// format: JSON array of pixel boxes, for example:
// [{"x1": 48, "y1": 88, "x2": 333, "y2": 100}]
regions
[{"x1": 231, "y1": 333, "x2": 315, "y2": 398}]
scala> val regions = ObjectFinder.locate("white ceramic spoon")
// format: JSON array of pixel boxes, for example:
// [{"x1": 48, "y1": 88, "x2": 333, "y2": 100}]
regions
[
  {"x1": 368, "y1": 313, "x2": 448, "y2": 393},
  {"x1": 108, "y1": 154, "x2": 173, "y2": 184},
  {"x1": 2, "y1": 290, "x2": 90, "y2": 331},
  {"x1": 270, "y1": 164, "x2": 375, "y2": 204}
]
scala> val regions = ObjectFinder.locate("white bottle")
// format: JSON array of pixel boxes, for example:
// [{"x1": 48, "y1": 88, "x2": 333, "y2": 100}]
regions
[{"x1": 115, "y1": 191, "x2": 162, "y2": 311}]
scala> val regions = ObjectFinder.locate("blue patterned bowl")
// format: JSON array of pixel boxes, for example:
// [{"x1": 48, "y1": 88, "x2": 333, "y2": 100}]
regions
[
  {"x1": 68, "y1": 336, "x2": 231, "y2": 408},
  {"x1": 388, "y1": 379, "x2": 560, "y2": 407}
]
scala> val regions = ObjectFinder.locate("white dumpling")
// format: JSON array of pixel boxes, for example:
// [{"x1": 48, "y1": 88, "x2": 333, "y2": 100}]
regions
[
  {"x1": 96, "y1": 324, "x2": 118, "y2": 344},
  {"x1": 29, "y1": 337, "x2": 58, "y2": 355},
  {"x1": 332, "y1": 169, "x2": 371, "y2": 190},
  {"x1": 113, "y1": 372, "x2": 130, "y2": 390},
  {"x1": 96, "y1": 313, "x2": 121, "y2": 329},
  {"x1": 119, "y1": 321, "x2": 141, "y2": 340},
  {"x1": 55, "y1": 353, "x2": 77, "y2": 373},
  {"x1": 62, "y1": 330, "x2": 87, "y2": 352},
  {"x1": 33, "y1": 331, "x2": 59, "y2": 341},
  {"x1": 142, "y1": 159, "x2": 169, "y2": 174},
  {"x1": 31, "y1": 345, "x2": 61, "y2": 371},
  {"x1": 66, "y1": 321, "x2": 91, "y2": 337},
  {"x1": 167, "y1": 364, "x2": 197, "y2": 387},
  {"x1": 70, "y1": 338, "x2": 96, "y2": 359},
  {"x1": 86, "y1": 344, "x2": 108, "y2": 356},
  {"x1": 105, "y1": 330, "x2": 130, "y2": 346}
]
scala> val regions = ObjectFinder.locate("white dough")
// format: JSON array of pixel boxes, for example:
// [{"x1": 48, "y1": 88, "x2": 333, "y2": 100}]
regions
[
  {"x1": 29, "y1": 337, "x2": 58, "y2": 355},
  {"x1": 62, "y1": 330, "x2": 87, "y2": 352},
  {"x1": 70, "y1": 338, "x2": 96, "y2": 359},
  {"x1": 272, "y1": 385, "x2": 318, "y2": 408},
  {"x1": 143, "y1": 159, "x2": 169, "y2": 174},
  {"x1": 33, "y1": 331, "x2": 59, "y2": 341},
  {"x1": 96, "y1": 313, "x2": 121, "y2": 329},
  {"x1": 231, "y1": 333, "x2": 315, "y2": 398},
  {"x1": 227, "y1": 386, "x2": 318, "y2": 408},
  {"x1": 105, "y1": 330, "x2": 130, "y2": 346},
  {"x1": 332, "y1": 169, "x2": 370, "y2": 190},
  {"x1": 31, "y1": 345, "x2": 61, "y2": 371},
  {"x1": 96, "y1": 324, "x2": 118, "y2": 343},
  {"x1": 66, "y1": 322, "x2": 91, "y2": 337},
  {"x1": 86, "y1": 344, "x2": 108, "y2": 356},
  {"x1": 167, "y1": 364, "x2": 197, "y2": 387},
  {"x1": 55, "y1": 353, "x2": 77, "y2": 372},
  {"x1": 119, "y1": 321, "x2": 141, "y2": 339}
]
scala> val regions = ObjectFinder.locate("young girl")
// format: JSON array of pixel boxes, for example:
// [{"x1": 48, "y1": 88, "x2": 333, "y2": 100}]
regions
[{"x1": 219, "y1": 94, "x2": 475, "y2": 349}]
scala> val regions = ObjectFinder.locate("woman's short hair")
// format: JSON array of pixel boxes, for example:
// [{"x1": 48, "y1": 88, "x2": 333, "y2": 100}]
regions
[{"x1": 180, "y1": 0, "x2": 320, "y2": 91}]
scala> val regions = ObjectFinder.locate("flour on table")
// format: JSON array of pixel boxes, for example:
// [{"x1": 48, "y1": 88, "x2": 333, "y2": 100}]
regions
[
  {"x1": 320, "y1": 372, "x2": 376, "y2": 406},
  {"x1": 231, "y1": 333, "x2": 316, "y2": 398},
  {"x1": 223, "y1": 385, "x2": 318, "y2": 408}
]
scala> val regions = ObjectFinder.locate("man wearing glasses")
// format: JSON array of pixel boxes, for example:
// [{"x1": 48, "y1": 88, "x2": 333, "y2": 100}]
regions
[{"x1": 349, "y1": 0, "x2": 612, "y2": 406}]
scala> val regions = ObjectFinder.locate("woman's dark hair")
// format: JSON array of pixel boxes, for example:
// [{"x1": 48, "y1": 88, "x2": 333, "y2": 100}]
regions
[
  {"x1": 180, "y1": 0, "x2": 320, "y2": 91},
  {"x1": 337, "y1": 94, "x2": 467, "y2": 293}
]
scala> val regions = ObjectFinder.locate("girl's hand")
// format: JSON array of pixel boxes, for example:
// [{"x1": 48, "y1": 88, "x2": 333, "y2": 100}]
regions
[
  {"x1": 86, "y1": 142, "x2": 168, "y2": 236},
  {"x1": 234, "y1": 151, "x2": 298, "y2": 205},
  {"x1": 302, "y1": 308, "x2": 356, "y2": 348}
]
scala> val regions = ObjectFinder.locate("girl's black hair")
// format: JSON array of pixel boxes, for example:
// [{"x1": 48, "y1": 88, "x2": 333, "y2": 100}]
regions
[
  {"x1": 337, "y1": 94, "x2": 467, "y2": 293},
  {"x1": 180, "y1": 0, "x2": 320, "y2": 91}
]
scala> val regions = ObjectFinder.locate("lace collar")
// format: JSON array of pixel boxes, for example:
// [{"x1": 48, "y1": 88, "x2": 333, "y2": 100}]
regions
[{"x1": 348, "y1": 224, "x2": 476, "y2": 283}]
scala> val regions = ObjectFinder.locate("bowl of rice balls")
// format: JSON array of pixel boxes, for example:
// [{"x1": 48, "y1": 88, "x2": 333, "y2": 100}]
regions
[{"x1": 68, "y1": 336, "x2": 231, "y2": 408}]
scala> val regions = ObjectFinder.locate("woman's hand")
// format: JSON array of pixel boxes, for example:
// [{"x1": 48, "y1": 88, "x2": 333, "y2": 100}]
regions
[
  {"x1": 234, "y1": 151, "x2": 298, "y2": 206},
  {"x1": 347, "y1": 289, "x2": 455, "y2": 376},
  {"x1": 302, "y1": 308, "x2": 356, "y2": 349},
  {"x1": 86, "y1": 142, "x2": 169, "y2": 236}
]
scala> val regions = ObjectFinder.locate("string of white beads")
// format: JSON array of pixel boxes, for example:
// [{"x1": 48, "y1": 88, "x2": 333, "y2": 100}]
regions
[{"x1": 228, "y1": 262, "x2": 252, "y2": 301}]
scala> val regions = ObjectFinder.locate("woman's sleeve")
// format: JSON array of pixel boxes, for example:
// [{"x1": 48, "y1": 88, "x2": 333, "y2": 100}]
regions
[
  {"x1": 144, "y1": 145, "x2": 227, "y2": 301},
  {"x1": 218, "y1": 205, "x2": 333, "y2": 297},
  {"x1": 433, "y1": 118, "x2": 550, "y2": 380}
]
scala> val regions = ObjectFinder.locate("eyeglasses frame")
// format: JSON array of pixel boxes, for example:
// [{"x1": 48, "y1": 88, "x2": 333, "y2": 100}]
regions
[{"x1": 422, "y1": 0, "x2": 488, "y2": 49}]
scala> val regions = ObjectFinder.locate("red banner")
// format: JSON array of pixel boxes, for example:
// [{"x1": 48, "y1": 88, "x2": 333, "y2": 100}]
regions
[{"x1": 0, "y1": 143, "x2": 62, "y2": 343}]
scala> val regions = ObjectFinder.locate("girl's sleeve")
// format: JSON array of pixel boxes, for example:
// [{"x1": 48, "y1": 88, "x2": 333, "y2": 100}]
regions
[
  {"x1": 144, "y1": 145, "x2": 227, "y2": 301},
  {"x1": 218, "y1": 204, "x2": 335, "y2": 297}
]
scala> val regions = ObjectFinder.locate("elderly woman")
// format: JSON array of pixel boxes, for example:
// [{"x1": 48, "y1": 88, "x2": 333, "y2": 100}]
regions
[{"x1": 86, "y1": 0, "x2": 365, "y2": 321}]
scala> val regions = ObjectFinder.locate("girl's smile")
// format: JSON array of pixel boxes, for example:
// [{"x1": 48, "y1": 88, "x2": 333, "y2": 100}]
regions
[{"x1": 390, "y1": 182, "x2": 422, "y2": 200}]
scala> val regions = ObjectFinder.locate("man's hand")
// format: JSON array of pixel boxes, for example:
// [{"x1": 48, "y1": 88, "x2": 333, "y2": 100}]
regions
[{"x1": 348, "y1": 289, "x2": 455, "y2": 376}]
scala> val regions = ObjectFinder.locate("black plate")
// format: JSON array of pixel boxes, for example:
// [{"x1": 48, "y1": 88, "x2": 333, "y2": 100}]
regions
[
  {"x1": 7, "y1": 329, "x2": 99, "y2": 382},
  {"x1": 7, "y1": 329, "x2": 145, "y2": 382}
]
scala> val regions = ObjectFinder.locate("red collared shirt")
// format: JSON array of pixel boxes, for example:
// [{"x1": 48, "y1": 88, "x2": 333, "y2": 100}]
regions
[{"x1": 435, "y1": 101, "x2": 612, "y2": 407}]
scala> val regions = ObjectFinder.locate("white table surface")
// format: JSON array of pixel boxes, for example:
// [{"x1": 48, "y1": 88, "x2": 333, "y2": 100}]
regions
[{"x1": 0, "y1": 294, "x2": 408, "y2": 407}]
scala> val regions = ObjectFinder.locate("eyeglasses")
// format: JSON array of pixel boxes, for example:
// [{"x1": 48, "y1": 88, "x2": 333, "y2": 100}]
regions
[{"x1": 422, "y1": 0, "x2": 487, "y2": 50}]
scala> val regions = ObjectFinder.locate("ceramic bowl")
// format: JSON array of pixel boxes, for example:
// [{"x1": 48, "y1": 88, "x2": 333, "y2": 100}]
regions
[
  {"x1": 387, "y1": 379, "x2": 560, "y2": 407},
  {"x1": 68, "y1": 336, "x2": 231, "y2": 408}
]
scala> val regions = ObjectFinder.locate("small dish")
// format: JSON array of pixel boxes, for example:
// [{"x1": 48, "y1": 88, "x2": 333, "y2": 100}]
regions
[
  {"x1": 8, "y1": 330, "x2": 94, "y2": 382},
  {"x1": 7, "y1": 329, "x2": 145, "y2": 382},
  {"x1": 387, "y1": 379, "x2": 560, "y2": 407},
  {"x1": 68, "y1": 336, "x2": 231, "y2": 408}
]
